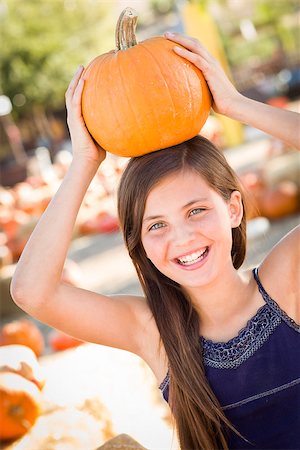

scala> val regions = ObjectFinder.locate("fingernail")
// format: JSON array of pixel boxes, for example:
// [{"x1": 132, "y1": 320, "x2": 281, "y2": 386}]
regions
[
  {"x1": 165, "y1": 31, "x2": 174, "y2": 37},
  {"x1": 174, "y1": 46, "x2": 182, "y2": 51}
]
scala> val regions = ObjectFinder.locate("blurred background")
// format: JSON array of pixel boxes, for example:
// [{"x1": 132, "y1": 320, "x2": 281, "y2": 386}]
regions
[{"x1": 0, "y1": 1, "x2": 299, "y2": 449}]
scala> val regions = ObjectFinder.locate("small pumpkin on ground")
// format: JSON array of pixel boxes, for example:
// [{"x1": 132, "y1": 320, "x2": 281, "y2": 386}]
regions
[
  {"x1": 0, "y1": 371, "x2": 41, "y2": 441},
  {"x1": 79, "y1": 211, "x2": 120, "y2": 235},
  {"x1": 0, "y1": 345, "x2": 45, "y2": 390},
  {"x1": 48, "y1": 330, "x2": 84, "y2": 352},
  {"x1": 257, "y1": 181, "x2": 299, "y2": 219},
  {"x1": 82, "y1": 7, "x2": 211, "y2": 157},
  {"x1": 0, "y1": 319, "x2": 45, "y2": 357}
]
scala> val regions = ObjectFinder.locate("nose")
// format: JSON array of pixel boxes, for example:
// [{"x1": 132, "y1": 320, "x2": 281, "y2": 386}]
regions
[{"x1": 171, "y1": 223, "x2": 196, "y2": 247}]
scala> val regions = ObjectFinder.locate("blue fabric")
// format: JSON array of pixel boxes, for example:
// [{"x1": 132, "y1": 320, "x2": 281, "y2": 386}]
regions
[{"x1": 159, "y1": 267, "x2": 300, "y2": 449}]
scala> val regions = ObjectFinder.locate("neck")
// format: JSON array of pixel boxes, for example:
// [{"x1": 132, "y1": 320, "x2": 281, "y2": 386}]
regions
[{"x1": 185, "y1": 264, "x2": 251, "y2": 329}]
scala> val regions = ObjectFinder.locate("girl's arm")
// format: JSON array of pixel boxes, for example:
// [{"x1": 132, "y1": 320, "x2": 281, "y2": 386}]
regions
[
  {"x1": 10, "y1": 67, "x2": 150, "y2": 354},
  {"x1": 164, "y1": 32, "x2": 300, "y2": 150},
  {"x1": 11, "y1": 66, "x2": 105, "y2": 306},
  {"x1": 258, "y1": 224, "x2": 300, "y2": 324}
]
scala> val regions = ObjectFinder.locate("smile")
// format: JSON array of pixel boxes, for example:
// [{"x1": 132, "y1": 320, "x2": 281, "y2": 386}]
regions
[{"x1": 175, "y1": 247, "x2": 209, "y2": 266}]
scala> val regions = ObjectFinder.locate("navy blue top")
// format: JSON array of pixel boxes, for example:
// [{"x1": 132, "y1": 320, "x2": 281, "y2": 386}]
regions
[{"x1": 159, "y1": 267, "x2": 300, "y2": 449}]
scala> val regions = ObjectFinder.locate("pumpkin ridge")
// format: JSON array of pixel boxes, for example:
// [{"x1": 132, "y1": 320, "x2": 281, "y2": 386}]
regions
[
  {"x1": 83, "y1": 53, "x2": 112, "y2": 146},
  {"x1": 138, "y1": 41, "x2": 176, "y2": 136},
  {"x1": 117, "y1": 50, "x2": 150, "y2": 152},
  {"x1": 176, "y1": 51, "x2": 195, "y2": 135},
  {"x1": 141, "y1": 39, "x2": 196, "y2": 140},
  {"x1": 106, "y1": 55, "x2": 126, "y2": 151}
]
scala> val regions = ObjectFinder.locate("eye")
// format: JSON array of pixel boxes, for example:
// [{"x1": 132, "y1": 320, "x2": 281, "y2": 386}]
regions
[
  {"x1": 149, "y1": 222, "x2": 166, "y2": 231},
  {"x1": 189, "y1": 207, "x2": 205, "y2": 217}
]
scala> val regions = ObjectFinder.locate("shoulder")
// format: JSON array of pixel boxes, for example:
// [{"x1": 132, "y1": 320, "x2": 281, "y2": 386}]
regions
[
  {"x1": 111, "y1": 294, "x2": 154, "y2": 338},
  {"x1": 120, "y1": 294, "x2": 168, "y2": 379},
  {"x1": 257, "y1": 225, "x2": 300, "y2": 323}
]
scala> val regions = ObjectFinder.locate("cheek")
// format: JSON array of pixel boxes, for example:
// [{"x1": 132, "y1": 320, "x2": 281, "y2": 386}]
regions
[
  {"x1": 202, "y1": 209, "x2": 233, "y2": 245},
  {"x1": 201, "y1": 208, "x2": 230, "y2": 233},
  {"x1": 142, "y1": 235, "x2": 167, "y2": 263}
]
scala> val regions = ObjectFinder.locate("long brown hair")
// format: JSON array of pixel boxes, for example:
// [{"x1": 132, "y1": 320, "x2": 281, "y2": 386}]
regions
[{"x1": 117, "y1": 135, "x2": 247, "y2": 449}]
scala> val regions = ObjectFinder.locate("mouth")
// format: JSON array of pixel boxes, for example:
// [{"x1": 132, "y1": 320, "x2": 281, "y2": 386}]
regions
[{"x1": 174, "y1": 246, "x2": 209, "y2": 267}]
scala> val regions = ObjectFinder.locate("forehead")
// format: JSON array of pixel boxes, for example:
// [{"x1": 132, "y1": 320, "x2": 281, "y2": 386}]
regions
[{"x1": 144, "y1": 170, "x2": 214, "y2": 211}]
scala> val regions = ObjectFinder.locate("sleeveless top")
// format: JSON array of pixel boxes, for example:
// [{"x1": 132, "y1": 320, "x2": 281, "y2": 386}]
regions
[{"x1": 158, "y1": 267, "x2": 300, "y2": 449}]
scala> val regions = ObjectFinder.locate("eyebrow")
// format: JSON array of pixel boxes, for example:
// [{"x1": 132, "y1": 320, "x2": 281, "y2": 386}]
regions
[{"x1": 142, "y1": 198, "x2": 209, "y2": 223}]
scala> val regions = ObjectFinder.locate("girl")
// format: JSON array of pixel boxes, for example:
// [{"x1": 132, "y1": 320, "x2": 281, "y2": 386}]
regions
[{"x1": 11, "y1": 33, "x2": 300, "y2": 449}]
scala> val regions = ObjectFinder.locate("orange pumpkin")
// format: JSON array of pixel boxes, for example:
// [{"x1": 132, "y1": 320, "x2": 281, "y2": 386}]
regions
[
  {"x1": 82, "y1": 7, "x2": 211, "y2": 157},
  {"x1": 258, "y1": 181, "x2": 299, "y2": 219},
  {"x1": 48, "y1": 330, "x2": 83, "y2": 352},
  {"x1": 79, "y1": 211, "x2": 120, "y2": 235},
  {"x1": 0, "y1": 320, "x2": 44, "y2": 357},
  {"x1": 0, "y1": 345, "x2": 45, "y2": 390},
  {"x1": 0, "y1": 372, "x2": 41, "y2": 440}
]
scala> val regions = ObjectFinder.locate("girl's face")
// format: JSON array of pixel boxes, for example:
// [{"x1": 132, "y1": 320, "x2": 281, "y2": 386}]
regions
[{"x1": 141, "y1": 170, "x2": 243, "y2": 290}]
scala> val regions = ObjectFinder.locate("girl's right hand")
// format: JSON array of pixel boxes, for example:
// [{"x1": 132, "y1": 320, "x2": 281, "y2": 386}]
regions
[{"x1": 65, "y1": 65, "x2": 106, "y2": 166}]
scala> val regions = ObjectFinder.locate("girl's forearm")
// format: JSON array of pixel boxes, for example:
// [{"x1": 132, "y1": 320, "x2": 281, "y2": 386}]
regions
[
  {"x1": 11, "y1": 158, "x2": 100, "y2": 305},
  {"x1": 228, "y1": 95, "x2": 300, "y2": 150}
]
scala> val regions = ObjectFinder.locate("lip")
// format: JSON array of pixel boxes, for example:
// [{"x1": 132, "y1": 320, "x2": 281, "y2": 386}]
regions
[{"x1": 172, "y1": 246, "x2": 210, "y2": 271}]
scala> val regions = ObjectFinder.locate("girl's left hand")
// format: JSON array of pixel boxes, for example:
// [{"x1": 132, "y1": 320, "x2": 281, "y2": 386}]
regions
[
  {"x1": 65, "y1": 65, "x2": 106, "y2": 167},
  {"x1": 164, "y1": 32, "x2": 241, "y2": 117}
]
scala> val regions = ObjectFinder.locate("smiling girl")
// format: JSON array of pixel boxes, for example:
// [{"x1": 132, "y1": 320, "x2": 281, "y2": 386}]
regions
[{"x1": 11, "y1": 33, "x2": 300, "y2": 449}]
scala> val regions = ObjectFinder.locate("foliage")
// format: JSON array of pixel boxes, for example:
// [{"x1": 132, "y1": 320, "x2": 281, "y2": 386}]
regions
[
  {"x1": 0, "y1": 0, "x2": 115, "y2": 117},
  {"x1": 212, "y1": 0, "x2": 299, "y2": 70},
  {"x1": 150, "y1": 0, "x2": 176, "y2": 14}
]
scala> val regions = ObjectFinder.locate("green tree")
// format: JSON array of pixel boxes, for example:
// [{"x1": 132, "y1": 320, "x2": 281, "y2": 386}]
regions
[{"x1": 0, "y1": 0, "x2": 115, "y2": 117}]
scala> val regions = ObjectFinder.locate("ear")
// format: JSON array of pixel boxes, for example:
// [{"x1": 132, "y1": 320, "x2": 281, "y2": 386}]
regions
[{"x1": 228, "y1": 190, "x2": 243, "y2": 228}]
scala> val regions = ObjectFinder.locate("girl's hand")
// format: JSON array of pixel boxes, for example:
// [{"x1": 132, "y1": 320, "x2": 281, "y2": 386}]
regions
[
  {"x1": 65, "y1": 66, "x2": 106, "y2": 166},
  {"x1": 164, "y1": 32, "x2": 242, "y2": 117}
]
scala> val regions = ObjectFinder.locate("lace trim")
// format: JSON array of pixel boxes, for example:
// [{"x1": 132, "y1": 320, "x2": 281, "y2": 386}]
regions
[
  {"x1": 202, "y1": 305, "x2": 281, "y2": 369},
  {"x1": 253, "y1": 267, "x2": 300, "y2": 333}
]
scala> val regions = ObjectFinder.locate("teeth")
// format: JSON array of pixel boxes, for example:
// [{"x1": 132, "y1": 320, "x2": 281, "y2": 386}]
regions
[{"x1": 177, "y1": 248, "x2": 207, "y2": 265}]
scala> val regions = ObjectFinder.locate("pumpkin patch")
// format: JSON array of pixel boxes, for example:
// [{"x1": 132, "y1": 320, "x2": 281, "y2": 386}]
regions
[
  {"x1": 0, "y1": 371, "x2": 41, "y2": 441},
  {"x1": 0, "y1": 320, "x2": 44, "y2": 358},
  {"x1": 82, "y1": 7, "x2": 211, "y2": 157}
]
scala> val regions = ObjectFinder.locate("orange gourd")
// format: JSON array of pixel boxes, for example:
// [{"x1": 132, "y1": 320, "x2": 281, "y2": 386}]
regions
[
  {"x1": 48, "y1": 330, "x2": 83, "y2": 352},
  {"x1": 0, "y1": 372, "x2": 41, "y2": 440},
  {"x1": 79, "y1": 211, "x2": 120, "y2": 235},
  {"x1": 0, "y1": 320, "x2": 44, "y2": 357},
  {"x1": 258, "y1": 181, "x2": 299, "y2": 219},
  {"x1": 82, "y1": 7, "x2": 211, "y2": 157}
]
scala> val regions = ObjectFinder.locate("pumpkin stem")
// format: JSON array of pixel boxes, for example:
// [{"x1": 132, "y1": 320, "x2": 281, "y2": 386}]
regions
[{"x1": 115, "y1": 7, "x2": 138, "y2": 51}]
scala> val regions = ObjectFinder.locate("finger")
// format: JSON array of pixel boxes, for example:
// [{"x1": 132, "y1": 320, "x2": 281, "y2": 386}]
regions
[
  {"x1": 65, "y1": 65, "x2": 84, "y2": 102},
  {"x1": 173, "y1": 45, "x2": 211, "y2": 75},
  {"x1": 72, "y1": 78, "x2": 84, "y2": 112},
  {"x1": 66, "y1": 80, "x2": 85, "y2": 129},
  {"x1": 164, "y1": 32, "x2": 213, "y2": 63}
]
